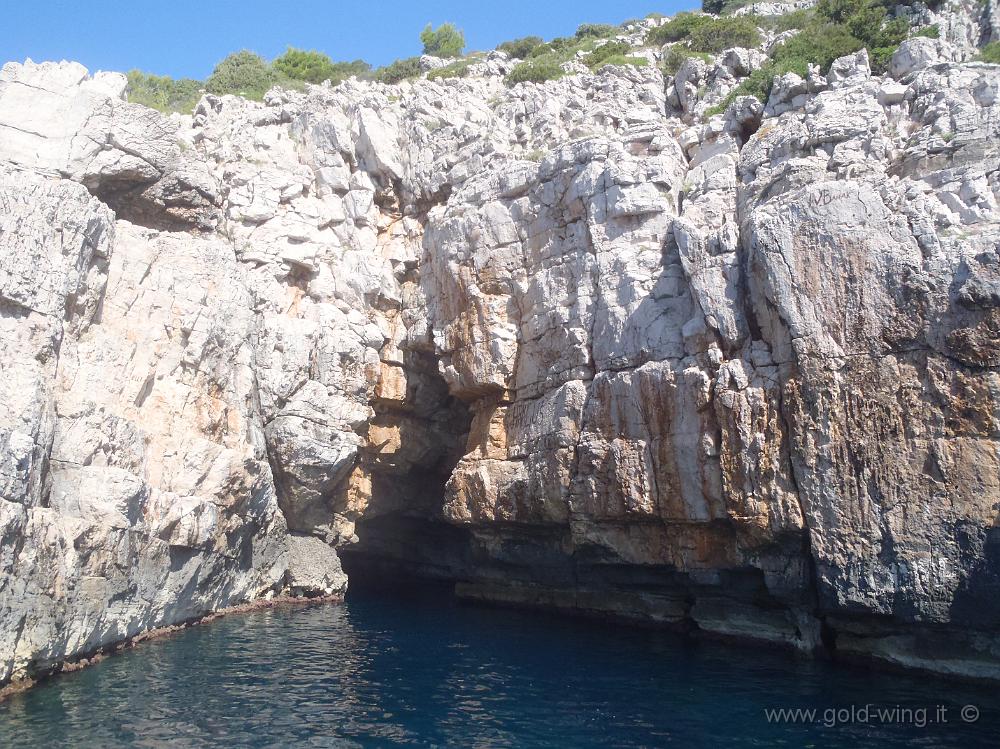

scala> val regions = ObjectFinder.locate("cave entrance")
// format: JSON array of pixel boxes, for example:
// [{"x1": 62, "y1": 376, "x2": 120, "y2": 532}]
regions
[{"x1": 339, "y1": 349, "x2": 475, "y2": 590}]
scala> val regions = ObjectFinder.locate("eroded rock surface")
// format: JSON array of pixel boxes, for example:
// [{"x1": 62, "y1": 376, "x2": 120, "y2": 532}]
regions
[{"x1": 2, "y1": 0, "x2": 1000, "y2": 685}]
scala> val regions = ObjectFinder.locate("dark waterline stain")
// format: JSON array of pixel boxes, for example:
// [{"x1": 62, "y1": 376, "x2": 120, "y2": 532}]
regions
[{"x1": 1, "y1": 587, "x2": 998, "y2": 748}]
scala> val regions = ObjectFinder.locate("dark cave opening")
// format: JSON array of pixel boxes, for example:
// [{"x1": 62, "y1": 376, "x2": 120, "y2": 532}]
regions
[
  {"x1": 88, "y1": 175, "x2": 221, "y2": 233},
  {"x1": 339, "y1": 514, "x2": 475, "y2": 588},
  {"x1": 338, "y1": 348, "x2": 475, "y2": 589}
]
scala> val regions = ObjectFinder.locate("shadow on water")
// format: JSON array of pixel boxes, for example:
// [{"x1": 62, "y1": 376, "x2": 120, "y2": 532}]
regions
[{"x1": 2, "y1": 583, "x2": 999, "y2": 748}]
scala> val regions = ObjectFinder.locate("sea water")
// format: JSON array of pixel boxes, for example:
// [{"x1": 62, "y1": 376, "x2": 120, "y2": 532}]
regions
[{"x1": 1, "y1": 586, "x2": 998, "y2": 748}]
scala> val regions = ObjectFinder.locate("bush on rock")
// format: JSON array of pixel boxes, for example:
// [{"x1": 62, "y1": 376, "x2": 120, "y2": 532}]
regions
[{"x1": 420, "y1": 23, "x2": 466, "y2": 58}]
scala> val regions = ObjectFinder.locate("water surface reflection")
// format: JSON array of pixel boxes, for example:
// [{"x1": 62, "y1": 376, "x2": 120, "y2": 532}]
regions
[{"x1": 1, "y1": 588, "x2": 998, "y2": 747}]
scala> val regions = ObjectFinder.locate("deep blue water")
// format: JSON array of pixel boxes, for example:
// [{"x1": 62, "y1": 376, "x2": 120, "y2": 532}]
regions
[{"x1": 1, "y1": 587, "x2": 998, "y2": 748}]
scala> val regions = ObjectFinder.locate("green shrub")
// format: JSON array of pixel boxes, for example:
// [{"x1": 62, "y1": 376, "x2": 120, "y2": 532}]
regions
[
  {"x1": 707, "y1": 9, "x2": 874, "y2": 116},
  {"x1": 427, "y1": 59, "x2": 473, "y2": 80},
  {"x1": 376, "y1": 56, "x2": 423, "y2": 84},
  {"x1": 812, "y1": 0, "x2": 906, "y2": 73},
  {"x1": 857, "y1": 14, "x2": 907, "y2": 50},
  {"x1": 703, "y1": 0, "x2": 754, "y2": 13},
  {"x1": 816, "y1": 0, "x2": 905, "y2": 48},
  {"x1": 661, "y1": 47, "x2": 712, "y2": 75},
  {"x1": 331, "y1": 59, "x2": 374, "y2": 82},
  {"x1": 814, "y1": 0, "x2": 864, "y2": 24},
  {"x1": 596, "y1": 55, "x2": 649, "y2": 69},
  {"x1": 511, "y1": 29, "x2": 632, "y2": 78},
  {"x1": 869, "y1": 45, "x2": 898, "y2": 73},
  {"x1": 759, "y1": 9, "x2": 814, "y2": 32},
  {"x1": 706, "y1": 63, "x2": 777, "y2": 115},
  {"x1": 274, "y1": 47, "x2": 337, "y2": 83},
  {"x1": 979, "y1": 42, "x2": 1000, "y2": 63},
  {"x1": 272, "y1": 49, "x2": 371, "y2": 85},
  {"x1": 530, "y1": 37, "x2": 574, "y2": 57},
  {"x1": 647, "y1": 12, "x2": 710, "y2": 45},
  {"x1": 505, "y1": 59, "x2": 564, "y2": 85},
  {"x1": 420, "y1": 22, "x2": 465, "y2": 58},
  {"x1": 647, "y1": 13, "x2": 760, "y2": 52},
  {"x1": 706, "y1": 31, "x2": 845, "y2": 115},
  {"x1": 770, "y1": 21, "x2": 862, "y2": 75},
  {"x1": 703, "y1": 0, "x2": 930, "y2": 116},
  {"x1": 913, "y1": 24, "x2": 940, "y2": 39},
  {"x1": 687, "y1": 17, "x2": 761, "y2": 52},
  {"x1": 126, "y1": 70, "x2": 203, "y2": 113},
  {"x1": 342, "y1": 60, "x2": 372, "y2": 81},
  {"x1": 206, "y1": 51, "x2": 279, "y2": 100},
  {"x1": 583, "y1": 40, "x2": 632, "y2": 68},
  {"x1": 498, "y1": 36, "x2": 544, "y2": 58},
  {"x1": 575, "y1": 23, "x2": 618, "y2": 39}
]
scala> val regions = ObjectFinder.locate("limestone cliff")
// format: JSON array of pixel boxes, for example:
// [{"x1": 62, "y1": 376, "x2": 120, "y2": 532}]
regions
[{"x1": 2, "y1": 1, "x2": 1000, "y2": 686}]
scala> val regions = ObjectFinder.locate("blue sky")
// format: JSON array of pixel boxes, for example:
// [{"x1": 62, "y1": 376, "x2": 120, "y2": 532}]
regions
[{"x1": 4, "y1": 1, "x2": 692, "y2": 79}]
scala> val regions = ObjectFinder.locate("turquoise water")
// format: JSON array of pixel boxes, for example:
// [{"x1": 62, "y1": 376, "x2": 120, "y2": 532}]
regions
[{"x1": 1, "y1": 587, "x2": 998, "y2": 748}]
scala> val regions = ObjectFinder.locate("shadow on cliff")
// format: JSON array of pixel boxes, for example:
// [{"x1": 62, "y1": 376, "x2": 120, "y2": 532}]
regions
[
  {"x1": 949, "y1": 524, "x2": 1000, "y2": 629},
  {"x1": 340, "y1": 349, "x2": 475, "y2": 584}
]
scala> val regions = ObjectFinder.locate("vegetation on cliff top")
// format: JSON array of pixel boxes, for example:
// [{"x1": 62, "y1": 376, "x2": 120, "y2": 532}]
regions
[
  {"x1": 126, "y1": 71, "x2": 204, "y2": 113},
  {"x1": 205, "y1": 51, "x2": 294, "y2": 100},
  {"x1": 420, "y1": 23, "x2": 466, "y2": 58},
  {"x1": 647, "y1": 12, "x2": 761, "y2": 52},
  {"x1": 704, "y1": 0, "x2": 922, "y2": 116},
  {"x1": 374, "y1": 56, "x2": 423, "y2": 84},
  {"x1": 125, "y1": 3, "x2": 1000, "y2": 115},
  {"x1": 503, "y1": 23, "x2": 646, "y2": 85},
  {"x1": 497, "y1": 36, "x2": 545, "y2": 59},
  {"x1": 274, "y1": 48, "x2": 371, "y2": 85}
]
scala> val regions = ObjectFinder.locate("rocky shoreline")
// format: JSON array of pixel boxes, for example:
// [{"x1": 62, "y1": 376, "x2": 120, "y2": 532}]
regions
[
  {"x1": 2, "y1": 0, "x2": 999, "y2": 687},
  {"x1": 0, "y1": 595, "x2": 343, "y2": 702}
]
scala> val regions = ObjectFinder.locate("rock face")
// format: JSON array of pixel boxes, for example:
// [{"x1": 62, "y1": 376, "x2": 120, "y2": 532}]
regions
[
  {"x1": 2, "y1": 3, "x2": 1000, "y2": 685},
  {"x1": 0, "y1": 165, "x2": 288, "y2": 688}
]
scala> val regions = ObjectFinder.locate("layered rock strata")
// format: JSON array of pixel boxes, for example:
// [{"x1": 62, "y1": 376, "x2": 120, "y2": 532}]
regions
[{"x1": 2, "y1": 1, "x2": 1000, "y2": 684}]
